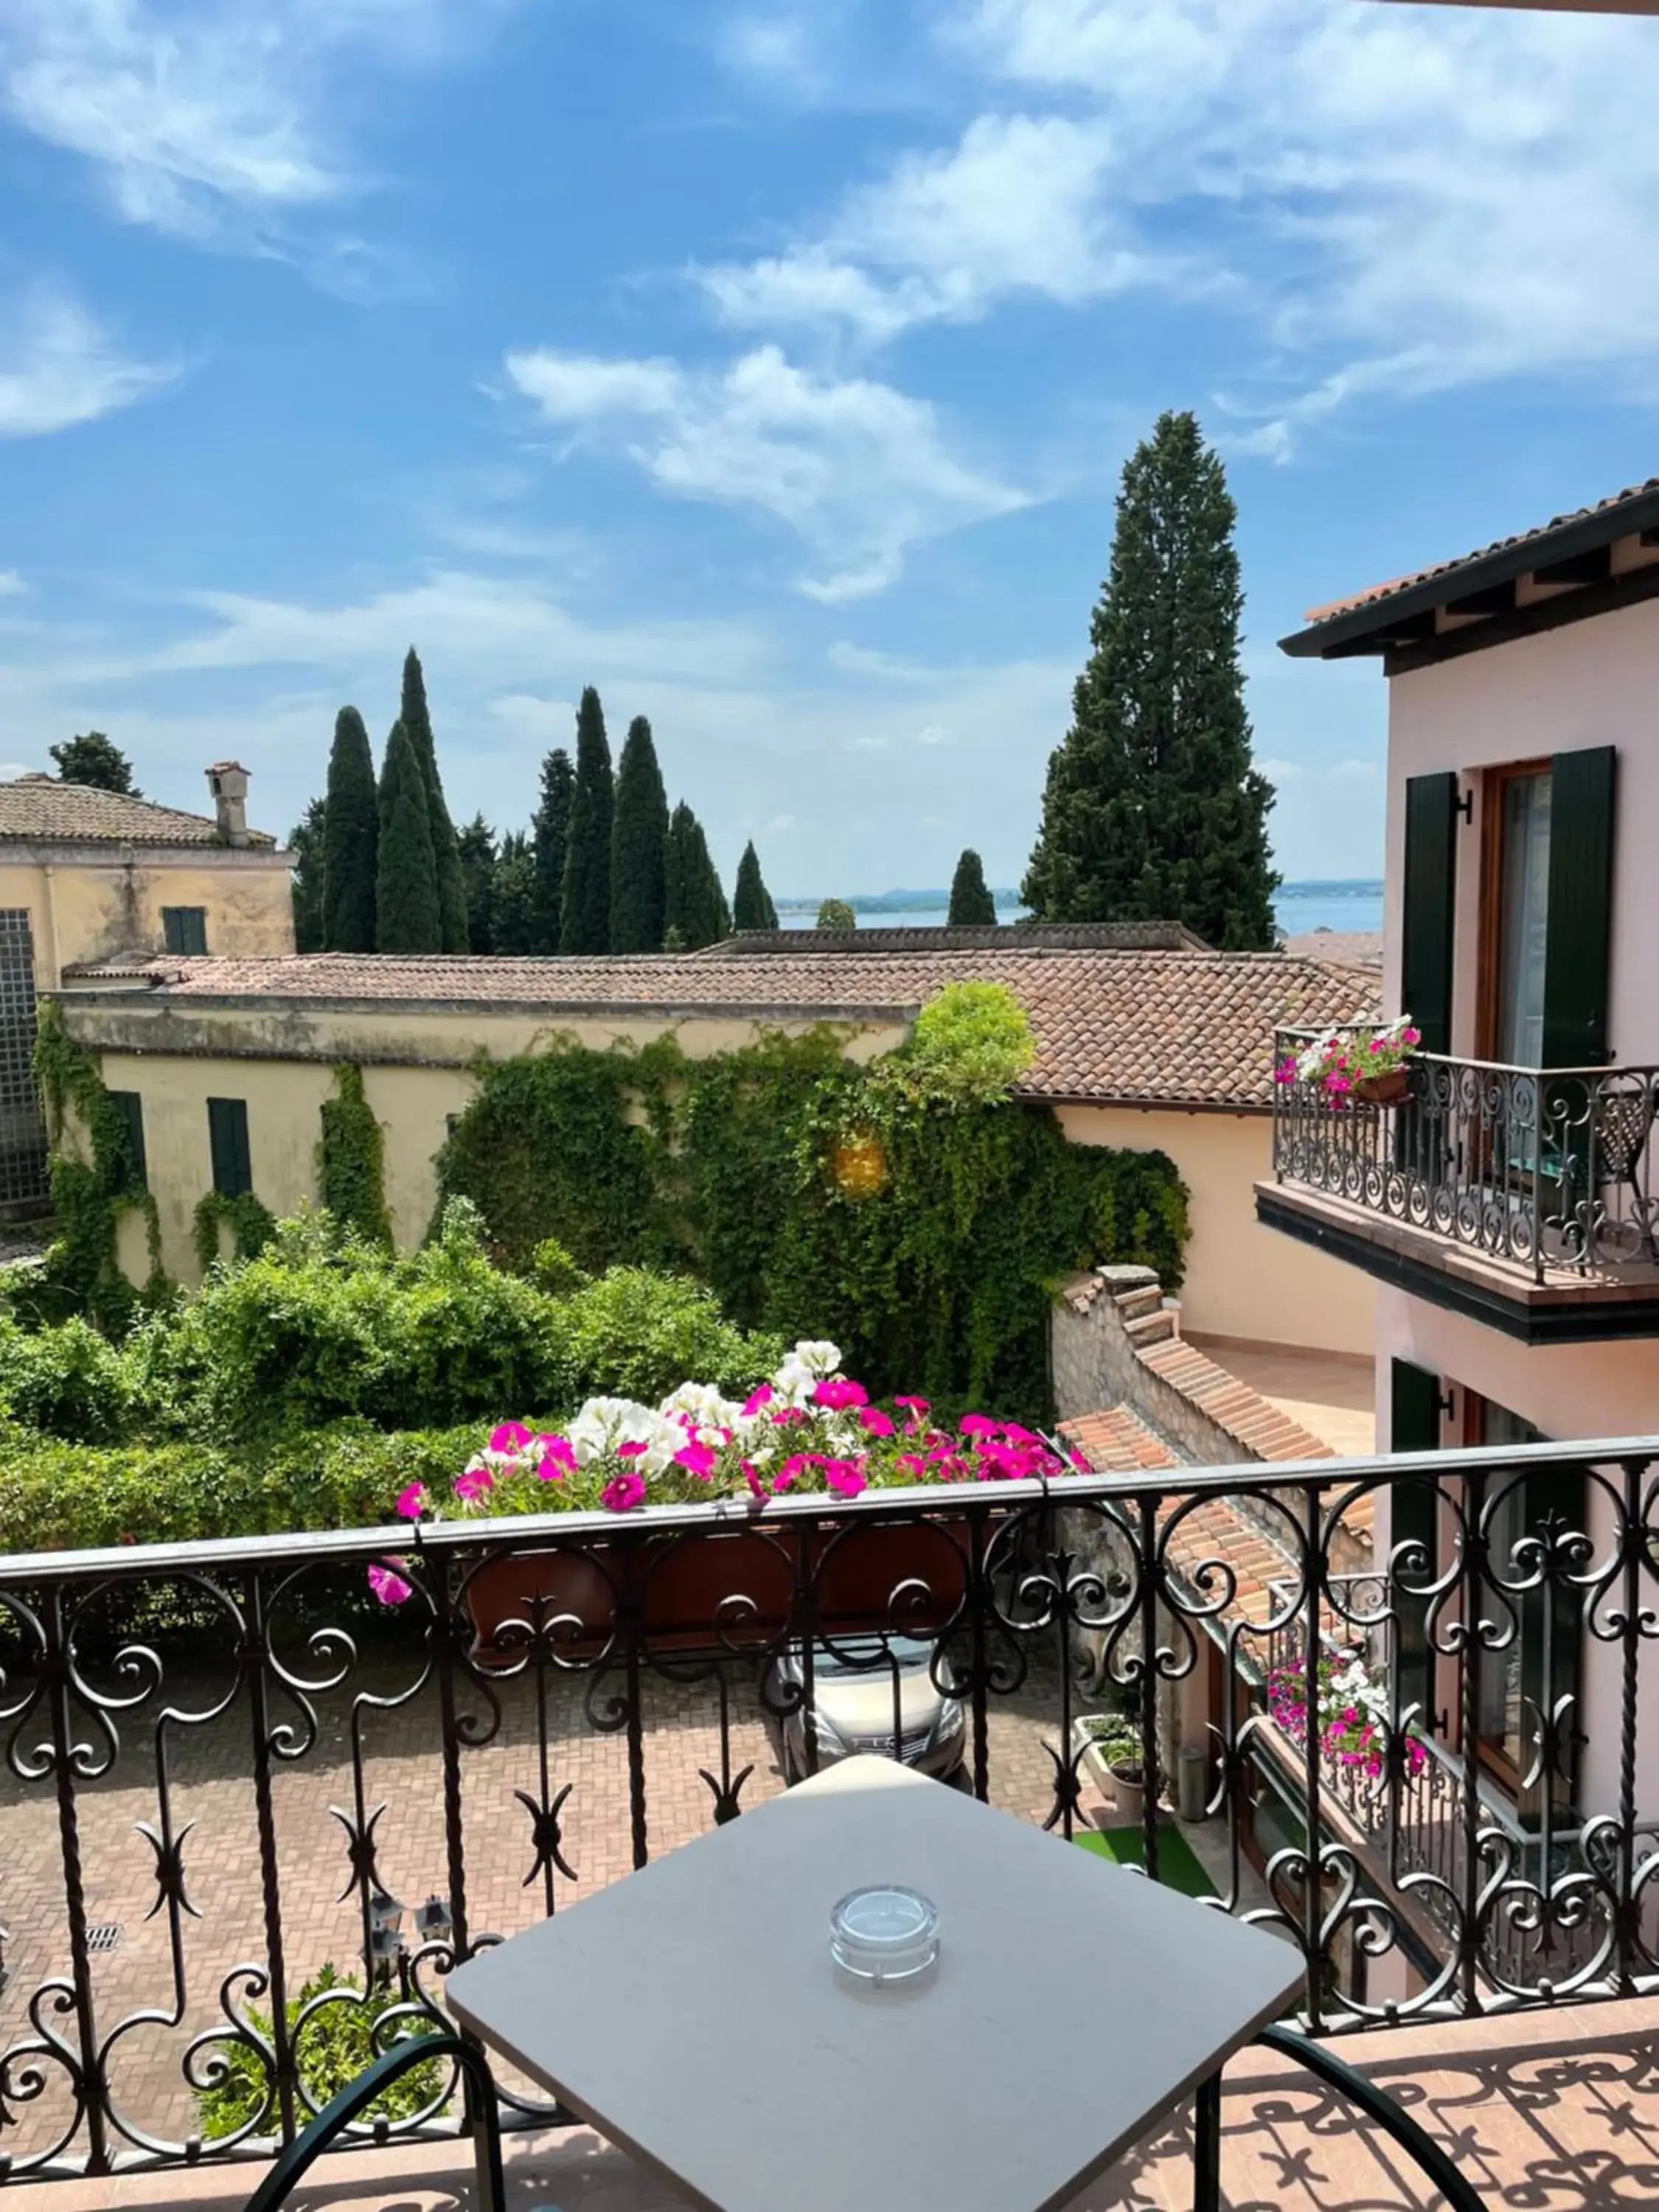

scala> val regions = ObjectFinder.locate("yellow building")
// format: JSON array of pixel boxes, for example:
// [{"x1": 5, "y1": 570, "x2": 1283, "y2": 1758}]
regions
[
  {"x1": 54, "y1": 936, "x2": 1382, "y2": 1357},
  {"x1": 0, "y1": 762, "x2": 292, "y2": 1213}
]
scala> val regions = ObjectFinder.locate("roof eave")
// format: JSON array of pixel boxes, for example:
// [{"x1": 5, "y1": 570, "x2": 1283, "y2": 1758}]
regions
[{"x1": 1279, "y1": 484, "x2": 1659, "y2": 661}]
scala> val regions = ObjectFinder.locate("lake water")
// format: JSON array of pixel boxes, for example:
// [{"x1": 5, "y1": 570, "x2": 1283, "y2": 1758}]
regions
[{"x1": 778, "y1": 883, "x2": 1384, "y2": 938}]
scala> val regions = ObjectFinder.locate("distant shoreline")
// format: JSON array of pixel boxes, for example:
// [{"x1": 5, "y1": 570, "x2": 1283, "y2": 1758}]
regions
[{"x1": 774, "y1": 879, "x2": 1384, "y2": 919}]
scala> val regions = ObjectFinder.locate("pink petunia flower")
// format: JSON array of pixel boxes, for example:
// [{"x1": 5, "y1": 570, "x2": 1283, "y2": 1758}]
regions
[
  {"x1": 771, "y1": 1406, "x2": 808, "y2": 1427},
  {"x1": 742, "y1": 1458, "x2": 767, "y2": 1500},
  {"x1": 490, "y1": 1422, "x2": 532, "y2": 1455},
  {"x1": 742, "y1": 1383, "x2": 774, "y2": 1416},
  {"x1": 617, "y1": 1439, "x2": 650, "y2": 1458},
  {"x1": 454, "y1": 1465, "x2": 495, "y2": 1504},
  {"x1": 394, "y1": 1481, "x2": 426, "y2": 1521},
  {"x1": 368, "y1": 1562, "x2": 412, "y2": 1606},
  {"x1": 602, "y1": 1470, "x2": 647, "y2": 1513},
  {"x1": 824, "y1": 1458, "x2": 868, "y2": 1498},
  {"x1": 813, "y1": 1377, "x2": 869, "y2": 1411},
  {"x1": 858, "y1": 1405, "x2": 896, "y2": 1437},
  {"x1": 675, "y1": 1439, "x2": 717, "y2": 1478},
  {"x1": 535, "y1": 1438, "x2": 575, "y2": 1481},
  {"x1": 958, "y1": 1412, "x2": 998, "y2": 1436}
]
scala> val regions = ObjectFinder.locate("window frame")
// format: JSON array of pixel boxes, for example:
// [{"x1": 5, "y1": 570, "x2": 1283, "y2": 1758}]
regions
[{"x1": 162, "y1": 906, "x2": 209, "y2": 956}]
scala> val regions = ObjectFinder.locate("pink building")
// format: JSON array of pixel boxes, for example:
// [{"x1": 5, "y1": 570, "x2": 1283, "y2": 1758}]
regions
[{"x1": 1268, "y1": 474, "x2": 1659, "y2": 1843}]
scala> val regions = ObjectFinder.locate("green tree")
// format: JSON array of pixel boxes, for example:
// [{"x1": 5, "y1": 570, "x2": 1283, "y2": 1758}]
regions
[
  {"x1": 457, "y1": 815, "x2": 498, "y2": 954},
  {"x1": 731, "y1": 841, "x2": 778, "y2": 932},
  {"x1": 530, "y1": 748, "x2": 574, "y2": 954},
  {"x1": 288, "y1": 798, "x2": 327, "y2": 953},
  {"x1": 947, "y1": 848, "x2": 997, "y2": 926},
  {"x1": 560, "y1": 686, "x2": 613, "y2": 954},
  {"x1": 375, "y1": 719, "x2": 442, "y2": 953},
  {"x1": 320, "y1": 706, "x2": 378, "y2": 951},
  {"x1": 1023, "y1": 411, "x2": 1278, "y2": 950},
  {"x1": 665, "y1": 803, "x2": 729, "y2": 950},
  {"x1": 399, "y1": 647, "x2": 469, "y2": 953},
  {"x1": 492, "y1": 831, "x2": 537, "y2": 953},
  {"x1": 50, "y1": 731, "x2": 137, "y2": 793},
  {"x1": 610, "y1": 717, "x2": 669, "y2": 952},
  {"x1": 815, "y1": 899, "x2": 856, "y2": 931}
]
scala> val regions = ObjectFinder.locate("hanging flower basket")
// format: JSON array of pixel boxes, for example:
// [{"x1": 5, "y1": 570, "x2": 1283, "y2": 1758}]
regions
[
  {"x1": 1276, "y1": 1018, "x2": 1421, "y2": 1107},
  {"x1": 1354, "y1": 1067, "x2": 1412, "y2": 1106}
]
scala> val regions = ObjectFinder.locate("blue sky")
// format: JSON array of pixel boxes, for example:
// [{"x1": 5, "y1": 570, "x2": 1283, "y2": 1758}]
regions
[{"x1": 1, "y1": 1, "x2": 1657, "y2": 895}]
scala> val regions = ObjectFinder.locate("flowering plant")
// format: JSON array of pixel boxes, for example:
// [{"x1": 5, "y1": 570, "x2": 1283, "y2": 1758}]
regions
[
  {"x1": 368, "y1": 1340, "x2": 1083, "y2": 1604},
  {"x1": 1274, "y1": 1017, "x2": 1421, "y2": 1099},
  {"x1": 1267, "y1": 1644, "x2": 1427, "y2": 1780}
]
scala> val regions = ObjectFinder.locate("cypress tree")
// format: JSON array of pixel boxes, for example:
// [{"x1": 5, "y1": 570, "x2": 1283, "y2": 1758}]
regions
[
  {"x1": 320, "y1": 706, "x2": 379, "y2": 951},
  {"x1": 610, "y1": 717, "x2": 669, "y2": 952},
  {"x1": 731, "y1": 841, "x2": 778, "y2": 932},
  {"x1": 1022, "y1": 410, "x2": 1279, "y2": 950},
  {"x1": 400, "y1": 647, "x2": 469, "y2": 953},
  {"x1": 560, "y1": 686, "x2": 613, "y2": 955},
  {"x1": 947, "y1": 848, "x2": 996, "y2": 926},
  {"x1": 375, "y1": 718, "x2": 442, "y2": 953},
  {"x1": 530, "y1": 748, "x2": 575, "y2": 954},
  {"x1": 492, "y1": 831, "x2": 537, "y2": 953},
  {"x1": 288, "y1": 797, "x2": 327, "y2": 952},
  {"x1": 457, "y1": 815, "x2": 498, "y2": 954},
  {"x1": 665, "y1": 803, "x2": 729, "y2": 950}
]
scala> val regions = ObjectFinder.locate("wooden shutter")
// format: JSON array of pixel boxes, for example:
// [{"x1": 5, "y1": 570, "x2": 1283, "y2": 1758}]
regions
[
  {"x1": 1400, "y1": 773, "x2": 1458, "y2": 1054},
  {"x1": 1389, "y1": 1360, "x2": 1441, "y2": 1730},
  {"x1": 1540, "y1": 745, "x2": 1616, "y2": 1068},
  {"x1": 207, "y1": 1098, "x2": 252, "y2": 1197}
]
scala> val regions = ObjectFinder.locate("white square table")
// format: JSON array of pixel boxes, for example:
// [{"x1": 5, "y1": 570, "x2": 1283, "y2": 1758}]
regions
[{"x1": 447, "y1": 1756, "x2": 1302, "y2": 2212}]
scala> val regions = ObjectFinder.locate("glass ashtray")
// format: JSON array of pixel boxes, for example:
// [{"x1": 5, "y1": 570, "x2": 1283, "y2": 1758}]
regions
[{"x1": 829, "y1": 1885, "x2": 939, "y2": 1986}]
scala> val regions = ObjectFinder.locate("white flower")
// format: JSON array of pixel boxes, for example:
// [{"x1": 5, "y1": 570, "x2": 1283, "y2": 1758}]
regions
[
  {"x1": 568, "y1": 1397, "x2": 665, "y2": 1466},
  {"x1": 788, "y1": 1340, "x2": 841, "y2": 1377},
  {"x1": 658, "y1": 1382, "x2": 742, "y2": 1430},
  {"x1": 770, "y1": 1357, "x2": 818, "y2": 1409}
]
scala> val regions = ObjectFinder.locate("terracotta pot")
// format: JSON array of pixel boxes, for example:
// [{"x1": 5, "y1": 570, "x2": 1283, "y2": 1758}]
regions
[
  {"x1": 462, "y1": 1509, "x2": 981, "y2": 1667},
  {"x1": 1354, "y1": 1066, "x2": 1411, "y2": 1106}
]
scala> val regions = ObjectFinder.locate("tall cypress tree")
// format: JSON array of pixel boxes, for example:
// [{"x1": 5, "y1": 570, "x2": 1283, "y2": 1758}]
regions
[
  {"x1": 457, "y1": 815, "x2": 498, "y2": 955},
  {"x1": 610, "y1": 717, "x2": 669, "y2": 952},
  {"x1": 665, "y1": 802, "x2": 729, "y2": 950},
  {"x1": 947, "y1": 848, "x2": 996, "y2": 926},
  {"x1": 731, "y1": 841, "x2": 778, "y2": 931},
  {"x1": 375, "y1": 717, "x2": 442, "y2": 953},
  {"x1": 400, "y1": 647, "x2": 469, "y2": 953},
  {"x1": 530, "y1": 748, "x2": 575, "y2": 954},
  {"x1": 1023, "y1": 411, "x2": 1278, "y2": 950},
  {"x1": 289, "y1": 798, "x2": 327, "y2": 952},
  {"x1": 321, "y1": 706, "x2": 379, "y2": 950},
  {"x1": 493, "y1": 830, "x2": 537, "y2": 953},
  {"x1": 560, "y1": 686, "x2": 613, "y2": 954}
]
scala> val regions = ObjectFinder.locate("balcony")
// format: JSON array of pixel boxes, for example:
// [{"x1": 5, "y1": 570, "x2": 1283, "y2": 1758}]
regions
[
  {"x1": 1258, "y1": 1029, "x2": 1659, "y2": 1340},
  {"x1": 3, "y1": 1439, "x2": 1659, "y2": 2202}
]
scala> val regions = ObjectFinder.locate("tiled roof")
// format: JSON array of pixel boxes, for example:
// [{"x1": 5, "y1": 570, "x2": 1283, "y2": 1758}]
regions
[
  {"x1": 1138, "y1": 1337, "x2": 1333, "y2": 1465},
  {"x1": 1283, "y1": 476, "x2": 1659, "y2": 660},
  {"x1": 703, "y1": 922, "x2": 1212, "y2": 956},
  {"x1": 0, "y1": 778, "x2": 278, "y2": 849},
  {"x1": 1060, "y1": 1406, "x2": 1179, "y2": 1474},
  {"x1": 59, "y1": 946, "x2": 1377, "y2": 1110}
]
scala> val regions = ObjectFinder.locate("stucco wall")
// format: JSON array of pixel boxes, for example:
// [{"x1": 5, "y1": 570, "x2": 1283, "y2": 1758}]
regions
[
  {"x1": 1055, "y1": 1103, "x2": 1375, "y2": 1355},
  {"x1": 1383, "y1": 594, "x2": 1659, "y2": 1062},
  {"x1": 0, "y1": 852, "x2": 295, "y2": 984}
]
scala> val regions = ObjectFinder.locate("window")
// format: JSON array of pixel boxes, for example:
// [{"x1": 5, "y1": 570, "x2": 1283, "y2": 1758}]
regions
[
  {"x1": 163, "y1": 907, "x2": 209, "y2": 956},
  {"x1": 107, "y1": 1091, "x2": 147, "y2": 1192},
  {"x1": 1495, "y1": 770, "x2": 1552, "y2": 1065},
  {"x1": 1477, "y1": 746, "x2": 1616, "y2": 1069},
  {"x1": 207, "y1": 1098, "x2": 252, "y2": 1197},
  {"x1": 0, "y1": 908, "x2": 48, "y2": 1209}
]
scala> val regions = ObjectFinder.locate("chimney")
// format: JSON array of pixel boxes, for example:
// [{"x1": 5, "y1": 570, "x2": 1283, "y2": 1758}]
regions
[{"x1": 206, "y1": 760, "x2": 250, "y2": 847}]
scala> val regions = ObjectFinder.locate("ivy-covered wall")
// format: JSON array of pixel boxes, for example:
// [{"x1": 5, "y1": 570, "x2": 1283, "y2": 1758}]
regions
[{"x1": 437, "y1": 1018, "x2": 1189, "y2": 1415}]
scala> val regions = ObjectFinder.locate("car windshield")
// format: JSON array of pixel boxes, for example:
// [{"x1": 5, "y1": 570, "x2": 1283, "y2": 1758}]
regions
[{"x1": 809, "y1": 1635, "x2": 938, "y2": 1677}]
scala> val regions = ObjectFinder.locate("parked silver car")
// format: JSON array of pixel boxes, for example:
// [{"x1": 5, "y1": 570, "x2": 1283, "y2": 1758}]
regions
[{"x1": 769, "y1": 1634, "x2": 965, "y2": 1782}]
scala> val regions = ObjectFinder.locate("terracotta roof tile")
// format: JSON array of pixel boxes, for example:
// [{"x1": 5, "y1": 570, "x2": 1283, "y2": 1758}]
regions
[
  {"x1": 0, "y1": 779, "x2": 278, "y2": 849},
  {"x1": 1059, "y1": 1407, "x2": 1179, "y2": 1475},
  {"x1": 59, "y1": 946, "x2": 1376, "y2": 1111}
]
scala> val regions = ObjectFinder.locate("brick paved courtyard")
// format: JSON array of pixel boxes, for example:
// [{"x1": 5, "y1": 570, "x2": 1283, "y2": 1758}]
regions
[{"x1": 0, "y1": 1644, "x2": 1080, "y2": 2170}]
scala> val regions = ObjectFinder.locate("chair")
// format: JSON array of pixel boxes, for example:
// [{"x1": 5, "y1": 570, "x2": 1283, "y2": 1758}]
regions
[
  {"x1": 1190, "y1": 2023, "x2": 1486, "y2": 2212},
  {"x1": 243, "y1": 2032, "x2": 505, "y2": 2212}
]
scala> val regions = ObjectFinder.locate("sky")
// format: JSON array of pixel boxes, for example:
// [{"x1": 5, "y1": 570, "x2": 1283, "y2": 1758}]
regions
[{"x1": 1, "y1": 2, "x2": 1658, "y2": 895}]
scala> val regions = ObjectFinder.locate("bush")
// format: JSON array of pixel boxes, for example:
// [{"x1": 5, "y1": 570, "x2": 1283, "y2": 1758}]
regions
[
  {"x1": 559, "y1": 1267, "x2": 785, "y2": 1402},
  {"x1": 896, "y1": 981, "x2": 1034, "y2": 1107},
  {"x1": 195, "y1": 1965, "x2": 445, "y2": 2140},
  {"x1": 0, "y1": 1312, "x2": 142, "y2": 1443}
]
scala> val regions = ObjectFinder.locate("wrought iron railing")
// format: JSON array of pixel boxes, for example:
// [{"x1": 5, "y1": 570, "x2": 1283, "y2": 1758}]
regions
[
  {"x1": 1271, "y1": 1028, "x2": 1659, "y2": 1284},
  {"x1": 3, "y1": 1436, "x2": 1659, "y2": 2183}
]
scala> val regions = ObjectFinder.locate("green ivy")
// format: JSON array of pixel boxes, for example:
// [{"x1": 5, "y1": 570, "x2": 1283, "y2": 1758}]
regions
[
  {"x1": 317, "y1": 1063, "x2": 392, "y2": 1246},
  {"x1": 193, "y1": 1190, "x2": 276, "y2": 1275},
  {"x1": 437, "y1": 991, "x2": 1189, "y2": 1416},
  {"x1": 32, "y1": 1003, "x2": 166, "y2": 1331}
]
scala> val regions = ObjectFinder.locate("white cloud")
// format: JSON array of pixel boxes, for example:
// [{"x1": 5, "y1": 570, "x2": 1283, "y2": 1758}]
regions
[
  {"x1": 764, "y1": 813, "x2": 796, "y2": 835},
  {"x1": 1329, "y1": 757, "x2": 1380, "y2": 782},
  {"x1": 849, "y1": 734, "x2": 891, "y2": 751},
  {"x1": 0, "y1": 288, "x2": 174, "y2": 437},
  {"x1": 0, "y1": 571, "x2": 26, "y2": 595},
  {"x1": 917, "y1": 724, "x2": 955, "y2": 746},
  {"x1": 952, "y1": 0, "x2": 1659, "y2": 441},
  {"x1": 1259, "y1": 757, "x2": 1302, "y2": 785},
  {"x1": 504, "y1": 341, "x2": 1028, "y2": 599},
  {"x1": 0, "y1": 0, "x2": 515, "y2": 243},
  {"x1": 0, "y1": 763, "x2": 27, "y2": 779},
  {"x1": 698, "y1": 112, "x2": 1145, "y2": 341}
]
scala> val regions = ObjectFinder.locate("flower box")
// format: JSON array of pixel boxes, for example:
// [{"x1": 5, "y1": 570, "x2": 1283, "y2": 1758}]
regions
[{"x1": 1354, "y1": 1067, "x2": 1411, "y2": 1107}]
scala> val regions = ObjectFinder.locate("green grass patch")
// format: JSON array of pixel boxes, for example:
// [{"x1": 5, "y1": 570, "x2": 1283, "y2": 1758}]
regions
[{"x1": 1073, "y1": 1823, "x2": 1214, "y2": 1899}]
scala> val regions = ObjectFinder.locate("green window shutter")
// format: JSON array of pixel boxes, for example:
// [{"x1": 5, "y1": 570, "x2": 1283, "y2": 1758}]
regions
[
  {"x1": 1400, "y1": 773, "x2": 1458, "y2": 1055},
  {"x1": 1389, "y1": 1359, "x2": 1441, "y2": 1729},
  {"x1": 106, "y1": 1091, "x2": 147, "y2": 1192},
  {"x1": 207, "y1": 1098, "x2": 252, "y2": 1197},
  {"x1": 163, "y1": 907, "x2": 209, "y2": 956},
  {"x1": 1541, "y1": 745, "x2": 1616, "y2": 1068}
]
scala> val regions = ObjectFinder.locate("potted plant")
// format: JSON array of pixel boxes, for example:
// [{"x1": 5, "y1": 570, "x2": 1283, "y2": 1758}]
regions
[
  {"x1": 1276, "y1": 1018, "x2": 1422, "y2": 1108},
  {"x1": 368, "y1": 1342, "x2": 1089, "y2": 1666},
  {"x1": 1075, "y1": 1712, "x2": 1147, "y2": 1824}
]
